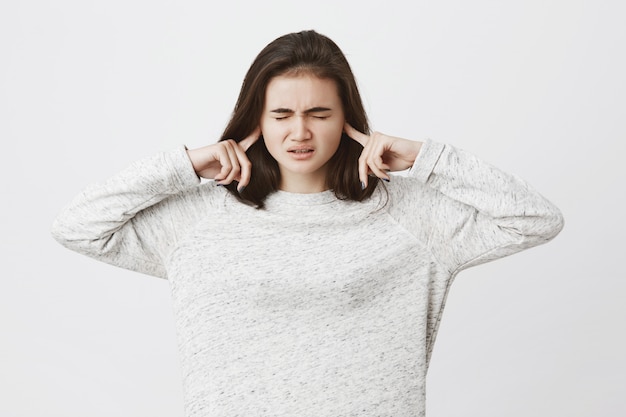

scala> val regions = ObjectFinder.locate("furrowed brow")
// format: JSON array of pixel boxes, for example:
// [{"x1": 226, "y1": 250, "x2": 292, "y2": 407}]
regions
[{"x1": 304, "y1": 107, "x2": 332, "y2": 114}]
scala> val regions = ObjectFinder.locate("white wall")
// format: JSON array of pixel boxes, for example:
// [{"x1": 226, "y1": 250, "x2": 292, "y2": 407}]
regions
[{"x1": 1, "y1": 0, "x2": 624, "y2": 416}]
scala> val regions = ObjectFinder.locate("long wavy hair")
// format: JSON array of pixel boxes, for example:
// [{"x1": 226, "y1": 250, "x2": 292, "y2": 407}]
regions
[{"x1": 220, "y1": 30, "x2": 379, "y2": 208}]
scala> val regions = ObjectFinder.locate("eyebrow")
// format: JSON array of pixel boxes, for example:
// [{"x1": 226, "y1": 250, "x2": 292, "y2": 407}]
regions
[{"x1": 270, "y1": 106, "x2": 333, "y2": 114}]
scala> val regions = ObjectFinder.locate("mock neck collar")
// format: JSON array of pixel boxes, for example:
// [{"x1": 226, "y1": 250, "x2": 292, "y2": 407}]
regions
[{"x1": 264, "y1": 189, "x2": 337, "y2": 208}]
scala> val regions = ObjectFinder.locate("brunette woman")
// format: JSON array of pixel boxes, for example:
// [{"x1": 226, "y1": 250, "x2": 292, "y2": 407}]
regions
[{"x1": 52, "y1": 30, "x2": 563, "y2": 417}]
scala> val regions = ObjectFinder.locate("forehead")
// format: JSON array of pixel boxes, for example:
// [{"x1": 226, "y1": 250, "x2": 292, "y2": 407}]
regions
[{"x1": 264, "y1": 74, "x2": 340, "y2": 107}]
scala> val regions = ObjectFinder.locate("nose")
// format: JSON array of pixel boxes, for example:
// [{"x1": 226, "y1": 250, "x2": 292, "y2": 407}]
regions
[{"x1": 290, "y1": 116, "x2": 312, "y2": 141}]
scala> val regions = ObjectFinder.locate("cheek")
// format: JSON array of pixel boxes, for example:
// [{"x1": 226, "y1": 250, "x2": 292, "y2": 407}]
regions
[
  {"x1": 260, "y1": 124, "x2": 279, "y2": 147},
  {"x1": 260, "y1": 119, "x2": 287, "y2": 138},
  {"x1": 324, "y1": 122, "x2": 344, "y2": 145},
  {"x1": 260, "y1": 130, "x2": 286, "y2": 161}
]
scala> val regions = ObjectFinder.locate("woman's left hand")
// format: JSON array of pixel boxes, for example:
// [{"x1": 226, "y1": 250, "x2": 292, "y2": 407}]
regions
[{"x1": 344, "y1": 123, "x2": 423, "y2": 188}]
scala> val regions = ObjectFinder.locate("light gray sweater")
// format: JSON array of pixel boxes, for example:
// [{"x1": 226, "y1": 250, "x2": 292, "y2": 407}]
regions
[{"x1": 52, "y1": 140, "x2": 563, "y2": 417}]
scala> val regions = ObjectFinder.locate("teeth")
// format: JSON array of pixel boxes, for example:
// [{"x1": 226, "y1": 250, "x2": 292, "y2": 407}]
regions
[{"x1": 291, "y1": 150, "x2": 312, "y2": 153}]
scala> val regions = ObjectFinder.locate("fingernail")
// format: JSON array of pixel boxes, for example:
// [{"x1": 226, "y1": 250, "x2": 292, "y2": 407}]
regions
[
  {"x1": 360, "y1": 181, "x2": 365, "y2": 190},
  {"x1": 382, "y1": 177, "x2": 390, "y2": 183},
  {"x1": 215, "y1": 182, "x2": 222, "y2": 187},
  {"x1": 237, "y1": 186, "x2": 246, "y2": 193}
]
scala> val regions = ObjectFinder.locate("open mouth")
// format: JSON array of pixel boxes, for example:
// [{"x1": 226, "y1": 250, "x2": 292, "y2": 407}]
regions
[{"x1": 289, "y1": 149, "x2": 314, "y2": 154}]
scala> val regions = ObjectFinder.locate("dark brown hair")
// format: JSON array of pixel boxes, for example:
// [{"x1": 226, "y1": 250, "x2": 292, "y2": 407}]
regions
[{"x1": 220, "y1": 30, "x2": 379, "y2": 208}]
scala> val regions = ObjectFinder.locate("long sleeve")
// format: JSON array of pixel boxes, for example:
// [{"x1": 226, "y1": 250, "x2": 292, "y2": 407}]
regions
[
  {"x1": 51, "y1": 146, "x2": 211, "y2": 279},
  {"x1": 387, "y1": 140, "x2": 564, "y2": 275}
]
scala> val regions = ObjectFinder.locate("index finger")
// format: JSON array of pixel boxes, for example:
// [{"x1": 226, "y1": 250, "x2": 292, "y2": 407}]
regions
[
  {"x1": 239, "y1": 127, "x2": 261, "y2": 151},
  {"x1": 344, "y1": 123, "x2": 369, "y2": 146}
]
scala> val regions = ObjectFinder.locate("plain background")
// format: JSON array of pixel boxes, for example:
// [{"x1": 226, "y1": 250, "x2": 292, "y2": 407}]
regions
[{"x1": 1, "y1": 0, "x2": 624, "y2": 416}]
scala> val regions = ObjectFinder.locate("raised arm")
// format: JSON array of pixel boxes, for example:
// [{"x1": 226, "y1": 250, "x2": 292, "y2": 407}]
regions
[
  {"x1": 52, "y1": 130, "x2": 261, "y2": 278},
  {"x1": 405, "y1": 140, "x2": 563, "y2": 273},
  {"x1": 51, "y1": 147, "x2": 202, "y2": 278},
  {"x1": 344, "y1": 124, "x2": 564, "y2": 274}
]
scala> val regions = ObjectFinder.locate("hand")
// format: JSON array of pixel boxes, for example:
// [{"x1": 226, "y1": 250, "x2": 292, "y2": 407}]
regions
[
  {"x1": 344, "y1": 123, "x2": 423, "y2": 188},
  {"x1": 186, "y1": 127, "x2": 261, "y2": 191}
]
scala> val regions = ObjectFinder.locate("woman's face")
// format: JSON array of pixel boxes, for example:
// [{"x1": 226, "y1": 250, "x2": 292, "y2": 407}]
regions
[{"x1": 260, "y1": 73, "x2": 345, "y2": 192}]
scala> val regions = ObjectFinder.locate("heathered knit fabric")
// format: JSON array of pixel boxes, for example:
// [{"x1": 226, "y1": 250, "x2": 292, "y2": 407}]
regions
[{"x1": 52, "y1": 140, "x2": 563, "y2": 417}]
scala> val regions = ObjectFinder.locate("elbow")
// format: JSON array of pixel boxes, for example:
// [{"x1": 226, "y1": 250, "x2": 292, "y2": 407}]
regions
[
  {"x1": 50, "y1": 216, "x2": 70, "y2": 247},
  {"x1": 541, "y1": 207, "x2": 565, "y2": 243},
  {"x1": 535, "y1": 198, "x2": 565, "y2": 242},
  {"x1": 50, "y1": 214, "x2": 101, "y2": 254},
  {"x1": 50, "y1": 217, "x2": 85, "y2": 255},
  {"x1": 498, "y1": 205, "x2": 564, "y2": 249},
  {"x1": 517, "y1": 205, "x2": 565, "y2": 246}
]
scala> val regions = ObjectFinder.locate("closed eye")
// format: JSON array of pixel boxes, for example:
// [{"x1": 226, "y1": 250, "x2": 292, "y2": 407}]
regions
[{"x1": 270, "y1": 107, "x2": 333, "y2": 120}]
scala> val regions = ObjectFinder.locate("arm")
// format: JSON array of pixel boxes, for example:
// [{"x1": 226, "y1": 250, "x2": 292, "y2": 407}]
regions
[
  {"x1": 52, "y1": 130, "x2": 261, "y2": 278},
  {"x1": 51, "y1": 146, "x2": 203, "y2": 278},
  {"x1": 344, "y1": 124, "x2": 564, "y2": 274},
  {"x1": 397, "y1": 140, "x2": 564, "y2": 273}
]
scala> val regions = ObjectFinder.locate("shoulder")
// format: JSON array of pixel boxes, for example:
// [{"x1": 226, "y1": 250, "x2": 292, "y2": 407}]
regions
[
  {"x1": 379, "y1": 173, "x2": 434, "y2": 206},
  {"x1": 156, "y1": 180, "x2": 231, "y2": 220}
]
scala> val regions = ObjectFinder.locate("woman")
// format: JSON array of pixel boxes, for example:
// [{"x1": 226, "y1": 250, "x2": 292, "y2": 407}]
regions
[{"x1": 52, "y1": 30, "x2": 564, "y2": 416}]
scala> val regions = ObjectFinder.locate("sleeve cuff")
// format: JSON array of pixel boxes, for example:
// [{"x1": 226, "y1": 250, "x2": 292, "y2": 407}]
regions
[
  {"x1": 164, "y1": 145, "x2": 202, "y2": 192},
  {"x1": 407, "y1": 139, "x2": 446, "y2": 183}
]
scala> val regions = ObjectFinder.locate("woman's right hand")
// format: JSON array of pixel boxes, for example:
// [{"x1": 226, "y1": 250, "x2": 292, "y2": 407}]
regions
[{"x1": 186, "y1": 128, "x2": 261, "y2": 192}]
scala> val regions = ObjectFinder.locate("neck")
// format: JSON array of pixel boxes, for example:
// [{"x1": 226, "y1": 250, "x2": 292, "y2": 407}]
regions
[{"x1": 279, "y1": 171, "x2": 328, "y2": 193}]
